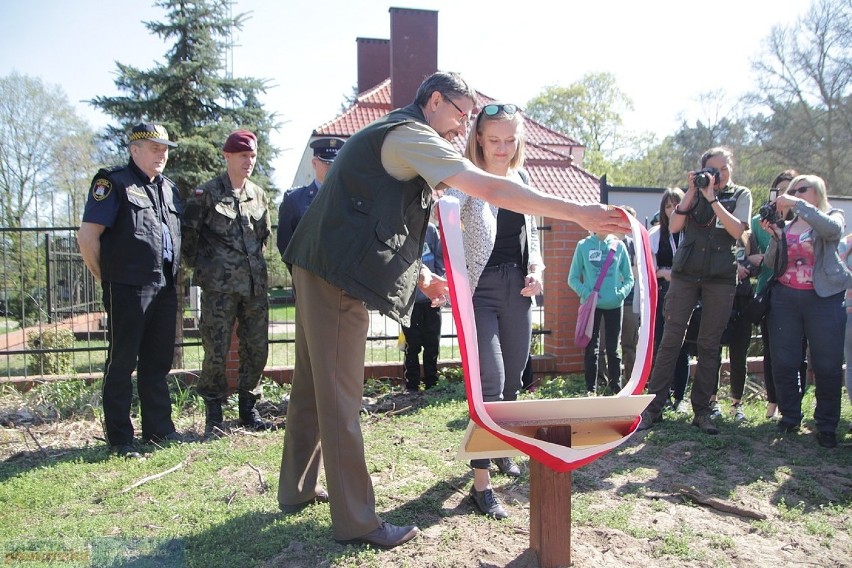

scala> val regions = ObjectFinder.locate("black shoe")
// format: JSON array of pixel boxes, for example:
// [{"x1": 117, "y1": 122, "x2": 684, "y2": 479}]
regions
[
  {"x1": 492, "y1": 457, "x2": 521, "y2": 478},
  {"x1": 335, "y1": 521, "x2": 419, "y2": 549},
  {"x1": 777, "y1": 421, "x2": 800, "y2": 434},
  {"x1": 816, "y1": 431, "x2": 837, "y2": 448},
  {"x1": 636, "y1": 410, "x2": 662, "y2": 431},
  {"x1": 112, "y1": 444, "x2": 143, "y2": 459},
  {"x1": 279, "y1": 489, "x2": 329, "y2": 514},
  {"x1": 468, "y1": 487, "x2": 508, "y2": 519},
  {"x1": 238, "y1": 392, "x2": 274, "y2": 431},
  {"x1": 143, "y1": 431, "x2": 182, "y2": 444},
  {"x1": 204, "y1": 399, "x2": 225, "y2": 438},
  {"x1": 692, "y1": 413, "x2": 719, "y2": 435}
]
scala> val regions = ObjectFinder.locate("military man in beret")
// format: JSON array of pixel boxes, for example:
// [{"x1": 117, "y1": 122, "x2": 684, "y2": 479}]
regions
[
  {"x1": 276, "y1": 137, "x2": 345, "y2": 265},
  {"x1": 78, "y1": 123, "x2": 183, "y2": 459},
  {"x1": 182, "y1": 129, "x2": 273, "y2": 436}
]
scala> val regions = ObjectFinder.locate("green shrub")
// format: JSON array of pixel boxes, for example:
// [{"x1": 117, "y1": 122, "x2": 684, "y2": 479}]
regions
[{"x1": 26, "y1": 328, "x2": 75, "y2": 375}]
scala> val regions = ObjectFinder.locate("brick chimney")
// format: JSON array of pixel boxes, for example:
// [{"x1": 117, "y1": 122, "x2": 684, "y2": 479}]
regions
[
  {"x1": 356, "y1": 37, "x2": 390, "y2": 94},
  {"x1": 390, "y1": 7, "x2": 438, "y2": 109}
]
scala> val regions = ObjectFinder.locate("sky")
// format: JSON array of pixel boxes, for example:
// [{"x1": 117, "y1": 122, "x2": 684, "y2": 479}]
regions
[{"x1": 1, "y1": 0, "x2": 814, "y2": 189}]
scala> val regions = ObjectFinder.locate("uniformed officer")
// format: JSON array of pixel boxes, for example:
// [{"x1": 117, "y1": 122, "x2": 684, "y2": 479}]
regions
[
  {"x1": 182, "y1": 129, "x2": 273, "y2": 436},
  {"x1": 276, "y1": 137, "x2": 345, "y2": 264},
  {"x1": 77, "y1": 123, "x2": 183, "y2": 459}
]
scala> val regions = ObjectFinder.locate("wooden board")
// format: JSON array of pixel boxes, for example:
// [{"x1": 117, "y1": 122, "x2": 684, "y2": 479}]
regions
[{"x1": 457, "y1": 395, "x2": 654, "y2": 460}]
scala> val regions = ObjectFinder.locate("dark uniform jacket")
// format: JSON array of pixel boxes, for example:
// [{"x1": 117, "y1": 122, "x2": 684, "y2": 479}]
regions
[
  {"x1": 277, "y1": 180, "x2": 319, "y2": 259},
  {"x1": 182, "y1": 173, "x2": 271, "y2": 297},
  {"x1": 83, "y1": 160, "x2": 183, "y2": 287},
  {"x1": 283, "y1": 104, "x2": 433, "y2": 326}
]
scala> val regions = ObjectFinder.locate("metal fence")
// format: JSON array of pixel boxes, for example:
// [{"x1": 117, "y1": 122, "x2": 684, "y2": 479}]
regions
[{"x1": 0, "y1": 226, "x2": 547, "y2": 381}]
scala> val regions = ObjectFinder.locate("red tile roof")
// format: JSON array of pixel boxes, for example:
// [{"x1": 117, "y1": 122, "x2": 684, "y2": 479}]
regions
[{"x1": 313, "y1": 79, "x2": 601, "y2": 205}]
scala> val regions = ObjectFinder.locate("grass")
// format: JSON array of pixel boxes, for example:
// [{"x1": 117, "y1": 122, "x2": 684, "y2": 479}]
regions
[{"x1": 0, "y1": 372, "x2": 850, "y2": 567}]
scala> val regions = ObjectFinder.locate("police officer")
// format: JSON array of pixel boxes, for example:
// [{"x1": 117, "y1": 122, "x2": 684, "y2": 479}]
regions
[
  {"x1": 276, "y1": 137, "x2": 345, "y2": 263},
  {"x1": 182, "y1": 129, "x2": 273, "y2": 436},
  {"x1": 77, "y1": 123, "x2": 183, "y2": 459}
]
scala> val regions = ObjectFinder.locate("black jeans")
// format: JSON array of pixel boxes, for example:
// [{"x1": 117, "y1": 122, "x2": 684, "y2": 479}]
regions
[
  {"x1": 585, "y1": 306, "x2": 623, "y2": 392},
  {"x1": 101, "y1": 281, "x2": 177, "y2": 445},
  {"x1": 401, "y1": 302, "x2": 442, "y2": 389}
]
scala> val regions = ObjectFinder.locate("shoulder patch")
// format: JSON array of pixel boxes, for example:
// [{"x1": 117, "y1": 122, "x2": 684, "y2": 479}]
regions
[
  {"x1": 92, "y1": 178, "x2": 112, "y2": 201},
  {"x1": 126, "y1": 185, "x2": 148, "y2": 199},
  {"x1": 194, "y1": 187, "x2": 204, "y2": 196}
]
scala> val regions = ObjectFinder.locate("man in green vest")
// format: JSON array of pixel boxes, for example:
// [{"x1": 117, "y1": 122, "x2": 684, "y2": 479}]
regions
[{"x1": 276, "y1": 71, "x2": 629, "y2": 549}]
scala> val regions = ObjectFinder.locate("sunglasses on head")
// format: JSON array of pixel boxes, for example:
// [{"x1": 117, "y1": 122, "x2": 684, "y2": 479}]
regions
[
  {"x1": 787, "y1": 186, "x2": 811, "y2": 195},
  {"x1": 482, "y1": 103, "x2": 519, "y2": 117}
]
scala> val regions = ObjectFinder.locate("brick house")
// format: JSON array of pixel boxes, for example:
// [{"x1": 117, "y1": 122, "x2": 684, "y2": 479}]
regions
[{"x1": 288, "y1": 7, "x2": 604, "y2": 375}]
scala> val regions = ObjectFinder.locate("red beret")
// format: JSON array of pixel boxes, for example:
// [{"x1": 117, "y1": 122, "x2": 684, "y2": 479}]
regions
[{"x1": 223, "y1": 129, "x2": 257, "y2": 153}]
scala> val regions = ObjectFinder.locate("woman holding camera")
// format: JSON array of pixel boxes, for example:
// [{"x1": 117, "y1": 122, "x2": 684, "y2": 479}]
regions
[
  {"x1": 639, "y1": 147, "x2": 752, "y2": 434},
  {"x1": 749, "y1": 170, "x2": 810, "y2": 419},
  {"x1": 762, "y1": 174, "x2": 850, "y2": 448}
]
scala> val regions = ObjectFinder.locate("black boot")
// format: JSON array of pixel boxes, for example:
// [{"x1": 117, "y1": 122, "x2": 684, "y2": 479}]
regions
[
  {"x1": 239, "y1": 392, "x2": 273, "y2": 431},
  {"x1": 204, "y1": 399, "x2": 224, "y2": 438}
]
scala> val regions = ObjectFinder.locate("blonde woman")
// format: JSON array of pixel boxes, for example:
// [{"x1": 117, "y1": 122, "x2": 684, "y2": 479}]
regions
[
  {"x1": 445, "y1": 103, "x2": 543, "y2": 519},
  {"x1": 762, "y1": 175, "x2": 852, "y2": 448}
]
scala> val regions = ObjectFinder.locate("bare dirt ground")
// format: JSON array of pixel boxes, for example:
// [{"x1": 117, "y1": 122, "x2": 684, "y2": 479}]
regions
[{"x1": 1, "y1": 391, "x2": 851, "y2": 568}]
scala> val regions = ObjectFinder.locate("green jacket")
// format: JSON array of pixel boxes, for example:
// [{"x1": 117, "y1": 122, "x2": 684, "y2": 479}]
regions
[
  {"x1": 182, "y1": 173, "x2": 271, "y2": 296},
  {"x1": 750, "y1": 214, "x2": 774, "y2": 293},
  {"x1": 672, "y1": 185, "x2": 748, "y2": 285},
  {"x1": 568, "y1": 234, "x2": 634, "y2": 309},
  {"x1": 283, "y1": 104, "x2": 433, "y2": 325}
]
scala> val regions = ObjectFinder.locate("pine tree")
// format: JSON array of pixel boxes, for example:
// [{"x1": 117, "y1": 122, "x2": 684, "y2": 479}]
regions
[{"x1": 90, "y1": 0, "x2": 279, "y2": 197}]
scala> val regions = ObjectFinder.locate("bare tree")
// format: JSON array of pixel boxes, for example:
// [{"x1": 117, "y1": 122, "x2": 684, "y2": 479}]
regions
[
  {"x1": 750, "y1": 0, "x2": 851, "y2": 193},
  {"x1": 0, "y1": 72, "x2": 96, "y2": 228}
]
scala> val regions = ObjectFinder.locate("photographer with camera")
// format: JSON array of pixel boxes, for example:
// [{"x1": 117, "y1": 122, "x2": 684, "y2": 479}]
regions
[
  {"x1": 749, "y1": 170, "x2": 809, "y2": 420},
  {"x1": 761, "y1": 175, "x2": 850, "y2": 448},
  {"x1": 638, "y1": 147, "x2": 752, "y2": 435}
]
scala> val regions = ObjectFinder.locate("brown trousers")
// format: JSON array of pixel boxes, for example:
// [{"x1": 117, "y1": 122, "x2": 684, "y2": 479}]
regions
[{"x1": 277, "y1": 267, "x2": 381, "y2": 540}]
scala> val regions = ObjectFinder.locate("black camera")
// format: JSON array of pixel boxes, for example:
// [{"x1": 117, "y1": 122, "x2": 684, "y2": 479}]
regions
[
  {"x1": 694, "y1": 167, "x2": 721, "y2": 189},
  {"x1": 758, "y1": 201, "x2": 785, "y2": 228}
]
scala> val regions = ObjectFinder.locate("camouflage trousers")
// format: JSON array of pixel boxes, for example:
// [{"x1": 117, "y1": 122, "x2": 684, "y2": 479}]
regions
[{"x1": 197, "y1": 290, "x2": 269, "y2": 401}]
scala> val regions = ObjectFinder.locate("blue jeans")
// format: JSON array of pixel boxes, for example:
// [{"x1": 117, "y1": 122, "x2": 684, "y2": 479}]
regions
[
  {"x1": 846, "y1": 310, "x2": 852, "y2": 405},
  {"x1": 768, "y1": 285, "x2": 845, "y2": 432}
]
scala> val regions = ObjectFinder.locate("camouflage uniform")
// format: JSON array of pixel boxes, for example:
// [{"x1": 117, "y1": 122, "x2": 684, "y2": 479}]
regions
[{"x1": 182, "y1": 172, "x2": 271, "y2": 402}]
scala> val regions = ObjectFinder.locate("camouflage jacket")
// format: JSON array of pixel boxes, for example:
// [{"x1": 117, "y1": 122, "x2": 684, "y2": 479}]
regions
[{"x1": 182, "y1": 173, "x2": 271, "y2": 296}]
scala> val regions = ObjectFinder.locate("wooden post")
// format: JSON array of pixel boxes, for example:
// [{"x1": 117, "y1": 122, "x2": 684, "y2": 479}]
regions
[{"x1": 529, "y1": 426, "x2": 572, "y2": 568}]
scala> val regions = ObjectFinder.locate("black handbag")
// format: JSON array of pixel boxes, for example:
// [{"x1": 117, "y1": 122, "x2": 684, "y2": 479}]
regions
[
  {"x1": 741, "y1": 281, "x2": 773, "y2": 324},
  {"x1": 742, "y1": 237, "x2": 785, "y2": 325}
]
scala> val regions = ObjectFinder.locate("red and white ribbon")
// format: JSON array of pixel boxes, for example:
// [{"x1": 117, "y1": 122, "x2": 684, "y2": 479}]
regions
[{"x1": 436, "y1": 197, "x2": 657, "y2": 472}]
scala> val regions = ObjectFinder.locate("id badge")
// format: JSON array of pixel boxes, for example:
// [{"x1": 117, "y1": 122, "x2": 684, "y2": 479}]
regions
[{"x1": 589, "y1": 250, "x2": 602, "y2": 262}]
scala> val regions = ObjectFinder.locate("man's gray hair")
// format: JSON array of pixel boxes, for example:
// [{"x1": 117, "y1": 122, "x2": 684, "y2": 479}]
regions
[{"x1": 414, "y1": 71, "x2": 476, "y2": 107}]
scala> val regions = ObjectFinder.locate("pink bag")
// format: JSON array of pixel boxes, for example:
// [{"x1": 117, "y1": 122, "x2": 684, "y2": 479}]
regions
[
  {"x1": 574, "y1": 291, "x2": 598, "y2": 347},
  {"x1": 573, "y1": 242, "x2": 618, "y2": 348}
]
